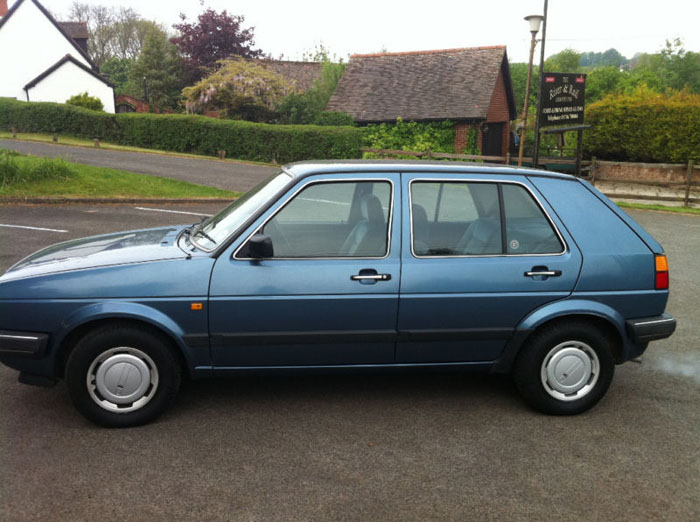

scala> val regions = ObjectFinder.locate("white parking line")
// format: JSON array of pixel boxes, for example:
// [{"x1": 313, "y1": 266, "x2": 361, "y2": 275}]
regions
[
  {"x1": 135, "y1": 207, "x2": 213, "y2": 217},
  {"x1": 0, "y1": 224, "x2": 68, "y2": 233}
]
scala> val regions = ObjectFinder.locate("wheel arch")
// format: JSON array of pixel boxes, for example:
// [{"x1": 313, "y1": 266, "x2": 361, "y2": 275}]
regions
[
  {"x1": 54, "y1": 303, "x2": 195, "y2": 379},
  {"x1": 493, "y1": 299, "x2": 628, "y2": 373}
]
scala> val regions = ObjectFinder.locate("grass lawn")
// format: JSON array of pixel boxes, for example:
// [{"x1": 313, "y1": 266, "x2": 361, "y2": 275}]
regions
[
  {"x1": 0, "y1": 131, "x2": 275, "y2": 167},
  {"x1": 0, "y1": 151, "x2": 238, "y2": 200},
  {"x1": 615, "y1": 201, "x2": 700, "y2": 216}
]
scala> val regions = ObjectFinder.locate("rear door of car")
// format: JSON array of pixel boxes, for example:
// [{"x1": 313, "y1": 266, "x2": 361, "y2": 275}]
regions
[
  {"x1": 208, "y1": 172, "x2": 401, "y2": 368},
  {"x1": 397, "y1": 171, "x2": 583, "y2": 363}
]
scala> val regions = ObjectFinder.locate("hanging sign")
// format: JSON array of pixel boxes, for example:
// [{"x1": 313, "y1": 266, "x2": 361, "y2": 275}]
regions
[{"x1": 540, "y1": 73, "x2": 587, "y2": 126}]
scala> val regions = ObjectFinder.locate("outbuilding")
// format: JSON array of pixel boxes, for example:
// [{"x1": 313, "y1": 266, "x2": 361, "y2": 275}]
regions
[{"x1": 327, "y1": 46, "x2": 516, "y2": 156}]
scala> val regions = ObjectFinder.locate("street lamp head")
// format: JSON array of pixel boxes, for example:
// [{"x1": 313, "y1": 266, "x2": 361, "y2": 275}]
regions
[{"x1": 525, "y1": 14, "x2": 544, "y2": 36}]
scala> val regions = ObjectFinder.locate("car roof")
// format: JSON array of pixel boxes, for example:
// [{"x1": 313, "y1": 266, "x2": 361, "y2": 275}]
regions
[{"x1": 283, "y1": 160, "x2": 576, "y2": 181}]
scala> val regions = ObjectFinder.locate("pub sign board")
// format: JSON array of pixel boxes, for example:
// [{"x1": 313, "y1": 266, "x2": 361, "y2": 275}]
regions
[{"x1": 540, "y1": 72, "x2": 587, "y2": 126}]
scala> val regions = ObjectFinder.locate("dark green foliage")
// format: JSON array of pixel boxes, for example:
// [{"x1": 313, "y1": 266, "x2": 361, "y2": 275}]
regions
[
  {"x1": 363, "y1": 119, "x2": 456, "y2": 153},
  {"x1": 584, "y1": 88, "x2": 700, "y2": 162},
  {"x1": 509, "y1": 62, "x2": 538, "y2": 117},
  {"x1": 1, "y1": 148, "x2": 75, "y2": 189},
  {"x1": 544, "y1": 49, "x2": 583, "y2": 73},
  {"x1": 314, "y1": 111, "x2": 354, "y2": 126},
  {"x1": 580, "y1": 49, "x2": 628, "y2": 68},
  {"x1": 276, "y1": 61, "x2": 347, "y2": 124},
  {"x1": 0, "y1": 99, "x2": 362, "y2": 163},
  {"x1": 66, "y1": 92, "x2": 104, "y2": 112},
  {"x1": 100, "y1": 57, "x2": 135, "y2": 94}
]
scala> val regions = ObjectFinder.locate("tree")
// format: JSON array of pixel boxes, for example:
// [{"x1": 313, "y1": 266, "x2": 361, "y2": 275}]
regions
[
  {"x1": 100, "y1": 57, "x2": 133, "y2": 94},
  {"x1": 171, "y1": 8, "x2": 263, "y2": 83},
  {"x1": 544, "y1": 49, "x2": 582, "y2": 73},
  {"x1": 68, "y1": 2, "x2": 157, "y2": 66},
  {"x1": 580, "y1": 49, "x2": 628, "y2": 68},
  {"x1": 508, "y1": 62, "x2": 539, "y2": 116},
  {"x1": 183, "y1": 58, "x2": 293, "y2": 119},
  {"x1": 129, "y1": 28, "x2": 184, "y2": 110},
  {"x1": 69, "y1": 2, "x2": 116, "y2": 66}
]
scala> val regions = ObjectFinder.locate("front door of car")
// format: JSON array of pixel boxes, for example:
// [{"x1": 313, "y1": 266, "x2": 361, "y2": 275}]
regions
[
  {"x1": 397, "y1": 173, "x2": 583, "y2": 363},
  {"x1": 209, "y1": 174, "x2": 401, "y2": 368}
]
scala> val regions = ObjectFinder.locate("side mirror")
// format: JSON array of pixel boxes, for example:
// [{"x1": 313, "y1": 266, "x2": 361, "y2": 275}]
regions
[{"x1": 247, "y1": 234, "x2": 274, "y2": 259}]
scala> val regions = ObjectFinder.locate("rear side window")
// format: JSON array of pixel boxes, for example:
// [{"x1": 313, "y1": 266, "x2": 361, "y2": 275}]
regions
[
  {"x1": 410, "y1": 181, "x2": 563, "y2": 257},
  {"x1": 502, "y1": 184, "x2": 563, "y2": 254}
]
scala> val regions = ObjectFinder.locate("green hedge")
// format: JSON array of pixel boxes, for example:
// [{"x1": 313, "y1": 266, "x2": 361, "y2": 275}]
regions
[
  {"x1": 584, "y1": 88, "x2": 700, "y2": 163},
  {"x1": 0, "y1": 99, "x2": 362, "y2": 163}
]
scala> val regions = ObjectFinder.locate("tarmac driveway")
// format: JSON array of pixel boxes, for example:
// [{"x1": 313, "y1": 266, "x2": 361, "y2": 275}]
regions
[
  {"x1": 0, "y1": 205, "x2": 697, "y2": 521},
  {"x1": 0, "y1": 139, "x2": 278, "y2": 192}
]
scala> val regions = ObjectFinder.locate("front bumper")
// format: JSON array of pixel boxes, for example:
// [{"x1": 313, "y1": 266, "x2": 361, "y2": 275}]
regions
[
  {"x1": 0, "y1": 330, "x2": 49, "y2": 358},
  {"x1": 626, "y1": 313, "x2": 677, "y2": 344}
]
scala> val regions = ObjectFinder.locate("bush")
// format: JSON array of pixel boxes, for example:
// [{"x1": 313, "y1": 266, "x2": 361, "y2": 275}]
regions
[
  {"x1": 66, "y1": 92, "x2": 104, "y2": 112},
  {"x1": 362, "y1": 118, "x2": 456, "y2": 153},
  {"x1": 0, "y1": 99, "x2": 363, "y2": 163},
  {"x1": 584, "y1": 87, "x2": 700, "y2": 162},
  {"x1": 314, "y1": 111, "x2": 354, "y2": 126}
]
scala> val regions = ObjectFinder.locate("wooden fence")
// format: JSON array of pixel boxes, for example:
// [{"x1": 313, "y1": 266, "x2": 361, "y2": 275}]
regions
[{"x1": 360, "y1": 148, "x2": 699, "y2": 207}]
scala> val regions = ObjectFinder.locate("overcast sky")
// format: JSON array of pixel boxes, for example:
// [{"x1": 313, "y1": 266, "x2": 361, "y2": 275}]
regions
[{"x1": 37, "y1": 0, "x2": 700, "y2": 63}]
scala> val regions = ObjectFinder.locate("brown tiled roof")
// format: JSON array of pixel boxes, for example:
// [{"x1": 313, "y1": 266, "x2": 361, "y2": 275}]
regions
[
  {"x1": 58, "y1": 21, "x2": 88, "y2": 40},
  {"x1": 327, "y1": 46, "x2": 515, "y2": 123},
  {"x1": 257, "y1": 60, "x2": 322, "y2": 92}
]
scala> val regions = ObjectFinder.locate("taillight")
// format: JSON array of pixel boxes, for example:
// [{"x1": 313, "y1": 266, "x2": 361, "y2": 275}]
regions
[{"x1": 655, "y1": 254, "x2": 669, "y2": 290}]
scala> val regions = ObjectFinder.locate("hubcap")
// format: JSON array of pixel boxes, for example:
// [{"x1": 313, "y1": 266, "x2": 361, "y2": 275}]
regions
[
  {"x1": 541, "y1": 341, "x2": 599, "y2": 402},
  {"x1": 87, "y1": 347, "x2": 159, "y2": 413}
]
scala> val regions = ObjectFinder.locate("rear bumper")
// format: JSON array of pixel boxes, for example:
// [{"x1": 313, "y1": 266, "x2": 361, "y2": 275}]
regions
[
  {"x1": 0, "y1": 330, "x2": 49, "y2": 358},
  {"x1": 626, "y1": 313, "x2": 676, "y2": 344}
]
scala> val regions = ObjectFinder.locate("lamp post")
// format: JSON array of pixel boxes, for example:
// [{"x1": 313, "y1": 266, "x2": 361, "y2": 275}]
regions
[
  {"x1": 517, "y1": 14, "x2": 544, "y2": 166},
  {"x1": 143, "y1": 76, "x2": 148, "y2": 105},
  {"x1": 532, "y1": 0, "x2": 549, "y2": 168}
]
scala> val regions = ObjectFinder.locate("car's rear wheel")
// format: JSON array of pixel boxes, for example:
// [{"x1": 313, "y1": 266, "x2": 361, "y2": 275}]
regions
[
  {"x1": 513, "y1": 320, "x2": 615, "y2": 415},
  {"x1": 65, "y1": 324, "x2": 180, "y2": 427}
]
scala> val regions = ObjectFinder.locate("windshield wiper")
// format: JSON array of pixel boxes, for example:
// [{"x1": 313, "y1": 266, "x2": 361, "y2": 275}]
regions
[{"x1": 193, "y1": 229, "x2": 217, "y2": 245}]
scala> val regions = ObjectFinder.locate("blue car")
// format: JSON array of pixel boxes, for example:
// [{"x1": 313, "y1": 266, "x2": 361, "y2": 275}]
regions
[{"x1": 0, "y1": 162, "x2": 676, "y2": 427}]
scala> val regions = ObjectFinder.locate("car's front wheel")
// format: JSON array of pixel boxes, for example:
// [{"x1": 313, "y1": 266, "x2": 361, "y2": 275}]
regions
[
  {"x1": 65, "y1": 324, "x2": 181, "y2": 427},
  {"x1": 513, "y1": 320, "x2": 615, "y2": 415}
]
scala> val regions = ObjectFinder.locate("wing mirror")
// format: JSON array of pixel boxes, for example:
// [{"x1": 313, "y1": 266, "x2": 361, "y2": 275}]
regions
[{"x1": 247, "y1": 234, "x2": 274, "y2": 259}]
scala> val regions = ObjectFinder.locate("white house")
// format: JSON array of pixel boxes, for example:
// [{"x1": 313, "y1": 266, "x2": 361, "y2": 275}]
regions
[{"x1": 0, "y1": 0, "x2": 115, "y2": 112}]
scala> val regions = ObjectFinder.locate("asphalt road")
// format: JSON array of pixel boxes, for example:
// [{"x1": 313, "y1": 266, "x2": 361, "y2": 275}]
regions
[
  {"x1": 0, "y1": 204, "x2": 698, "y2": 521},
  {"x1": 0, "y1": 139, "x2": 278, "y2": 192}
]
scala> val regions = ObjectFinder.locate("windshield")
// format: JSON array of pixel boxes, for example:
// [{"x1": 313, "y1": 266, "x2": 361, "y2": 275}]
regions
[{"x1": 190, "y1": 171, "x2": 292, "y2": 251}]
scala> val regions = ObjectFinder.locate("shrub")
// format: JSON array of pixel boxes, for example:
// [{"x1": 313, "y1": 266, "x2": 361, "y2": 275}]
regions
[
  {"x1": 314, "y1": 111, "x2": 354, "y2": 126},
  {"x1": 276, "y1": 61, "x2": 347, "y2": 124},
  {"x1": 0, "y1": 98, "x2": 362, "y2": 163},
  {"x1": 584, "y1": 87, "x2": 700, "y2": 162},
  {"x1": 66, "y1": 92, "x2": 104, "y2": 112},
  {"x1": 362, "y1": 118, "x2": 456, "y2": 153}
]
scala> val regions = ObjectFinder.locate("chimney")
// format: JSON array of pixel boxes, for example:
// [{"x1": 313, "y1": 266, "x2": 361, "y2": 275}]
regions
[{"x1": 0, "y1": 0, "x2": 8, "y2": 18}]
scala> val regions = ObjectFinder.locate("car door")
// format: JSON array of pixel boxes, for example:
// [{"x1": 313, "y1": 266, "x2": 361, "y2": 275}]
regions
[
  {"x1": 397, "y1": 172, "x2": 582, "y2": 363},
  {"x1": 209, "y1": 173, "x2": 401, "y2": 368}
]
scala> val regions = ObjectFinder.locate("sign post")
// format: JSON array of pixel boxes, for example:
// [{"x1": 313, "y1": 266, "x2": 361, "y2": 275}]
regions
[{"x1": 540, "y1": 73, "x2": 587, "y2": 126}]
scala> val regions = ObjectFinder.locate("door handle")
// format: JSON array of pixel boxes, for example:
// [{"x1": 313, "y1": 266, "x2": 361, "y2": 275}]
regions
[
  {"x1": 524, "y1": 269, "x2": 562, "y2": 278},
  {"x1": 351, "y1": 273, "x2": 391, "y2": 281}
]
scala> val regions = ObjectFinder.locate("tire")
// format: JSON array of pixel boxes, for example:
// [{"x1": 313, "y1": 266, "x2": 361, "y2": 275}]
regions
[
  {"x1": 513, "y1": 320, "x2": 615, "y2": 415},
  {"x1": 65, "y1": 324, "x2": 181, "y2": 428}
]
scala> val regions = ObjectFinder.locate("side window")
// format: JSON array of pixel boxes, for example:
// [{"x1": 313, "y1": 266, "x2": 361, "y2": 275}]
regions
[
  {"x1": 249, "y1": 180, "x2": 392, "y2": 258},
  {"x1": 502, "y1": 184, "x2": 563, "y2": 254},
  {"x1": 411, "y1": 182, "x2": 500, "y2": 256}
]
